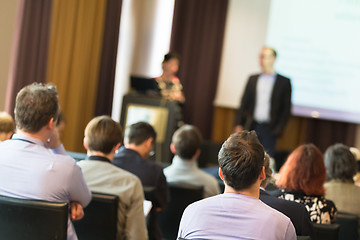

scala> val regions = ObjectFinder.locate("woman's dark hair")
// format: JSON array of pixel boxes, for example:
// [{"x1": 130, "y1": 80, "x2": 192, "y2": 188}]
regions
[{"x1": 163, "y1": 52, "x2": 180, "y2": 63}]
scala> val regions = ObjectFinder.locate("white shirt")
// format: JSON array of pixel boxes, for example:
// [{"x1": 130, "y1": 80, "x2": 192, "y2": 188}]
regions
[{"x1": 254, "y1": 73, "x2": 276, "y2": 123}]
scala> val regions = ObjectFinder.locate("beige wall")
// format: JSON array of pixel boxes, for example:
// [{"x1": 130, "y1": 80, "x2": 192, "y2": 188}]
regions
[{"x1": 0, "y1": 0, "x2": 18, "y2": 111}]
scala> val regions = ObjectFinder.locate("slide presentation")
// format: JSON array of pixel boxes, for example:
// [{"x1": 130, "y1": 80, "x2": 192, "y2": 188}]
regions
[
  {"x1": 266, "y1": 0, "x2": 360, "y2": 123},
  {"x1": 214, "y1": 0, "x2": 360, "y2": 124}
]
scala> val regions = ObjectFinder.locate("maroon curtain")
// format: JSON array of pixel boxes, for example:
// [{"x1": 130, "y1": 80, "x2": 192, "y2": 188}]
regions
[
  {"x1": 95, "y1": 0, "x2": 123, "y2": 116},
  {"x1": 170, "y1": 0, "x2": 229, "y2": 139},
  {"x1": 5, "y1": 0, "x2": 53, "y2": 115},
  {"x1": 305, "y1": 119, "x2": 356, "y2": 152}
]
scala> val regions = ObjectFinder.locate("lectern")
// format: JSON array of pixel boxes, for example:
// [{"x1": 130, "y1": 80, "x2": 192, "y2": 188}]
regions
[{"x1": 120, "y1": 93, "x2": 181, "y2": 164}]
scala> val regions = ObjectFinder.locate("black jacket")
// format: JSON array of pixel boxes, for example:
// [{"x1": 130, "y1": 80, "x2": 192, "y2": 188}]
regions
[{"x1": 235, "y1": 74, "x2": 292, "y2": 136}]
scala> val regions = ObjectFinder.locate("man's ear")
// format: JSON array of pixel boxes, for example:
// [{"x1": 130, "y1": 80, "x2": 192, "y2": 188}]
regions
[
  {"x1": 146, "y1": 137, "x2": 153, "y2": 148},
  {"x1": 83, "y1": 137, "x2": 89, "y2": 150},
  {"x1": 47, "y1": 117, "x2": 56, "y2": 130},
  {"x1": 113, "y1": 142, "x2": 121, "y2": 153},
  {"x1": 218, "y1": 167, "x2": 224, "y2": 181},
  {"x1": 170, "y1": 143, "x2": 176, "y2": 154},
  {"x1": 259, "y1": 166, "x2": 265, "y2": 181}
]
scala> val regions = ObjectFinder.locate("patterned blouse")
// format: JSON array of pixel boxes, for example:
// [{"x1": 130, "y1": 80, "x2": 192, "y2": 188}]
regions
[
  {"x1": 277, "y1": 189, "x2": 337, "y2": 224},
  {"x1": 155, "y1": 77, "x2": 184, "y2": 102}
]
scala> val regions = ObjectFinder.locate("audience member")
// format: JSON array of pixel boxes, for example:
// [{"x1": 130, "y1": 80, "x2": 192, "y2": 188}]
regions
[
  {"x1": 113, "y1": 121, "x2": 169, "y2": 240},
  {"x1": 164, "y1": 125, "x2": 220, "y2": 197},
  {"x1": 155, "y1": 52, "x2": 185, "y2": 103},
  {"x1": 275, "y1": 144, "x2": 337, "y2": 224},
  {"x1": 260, "y1": 153, "x2": 313, "y2": 236},
  {"x1": 178, "y1": 131, "x2": 296, "y2": 240},
  {"x1": 77, "y1": 116, "x2": 148, "y2": 239},
  {"x1": 324, "y1": 143, "x2": 360, "y2": 223},
  {"x1": 0, "y1": 83, "x2": 91, "y2": 240},
  {"x1": 350, "y1": 147, "x2": 360, "y2": 186},
  {"x1": 0, "y1": 111, "x2": 15, "y2": 141}
]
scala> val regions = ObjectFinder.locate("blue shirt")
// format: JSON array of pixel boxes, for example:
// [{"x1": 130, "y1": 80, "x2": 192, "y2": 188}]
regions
[
  {"x1": 178, "y1": 192, "x2": 296, "y2": 240},
  {"x1": 0, "y1": 134, "x2": 92, "y2": 240}
]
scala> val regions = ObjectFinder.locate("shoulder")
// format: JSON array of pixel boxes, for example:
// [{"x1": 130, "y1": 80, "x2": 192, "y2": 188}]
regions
[
  {"x1": 276, "y1": 73, "x2": 291, "y2": 83},
  {"x1": 172, "y1": 76, "x2": 181, "y2": 84}
]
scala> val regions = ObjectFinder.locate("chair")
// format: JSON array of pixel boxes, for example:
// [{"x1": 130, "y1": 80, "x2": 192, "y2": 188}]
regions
[
  {"x1": 312, "y1": 223, "x2": 340, "y2": 240},
  {"x1": 73, "y1": 192, "x2": 118, "y2": 240},
  {"x1": 0, "y1": 194, "x2": 68, "y2": 240},
  {"x1": 336, "y1": 211, "x2": 359, "y2": 240},
  {"x1": 297, "y1": 236, "x2": 311, "y2": 240},
  {"x1": 159, "y1": 183, "x2": 203, "y2": 240},
  {"x1": 66, "y1": 151, "x2": 87, "y2": 161}
]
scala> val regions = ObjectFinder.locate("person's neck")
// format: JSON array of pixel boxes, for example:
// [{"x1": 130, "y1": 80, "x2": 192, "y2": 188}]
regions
[
  {"x1": 160, "y1": 72, "x2": 174, "y2": 82},
  {"x1": 262, "y1": 68, "x2": 275, "y2": 75},
  {"x1": 87, "y1": 150, "x2": 114, "y2": 161},
  {"x1": 17, "y1": 129, "x2": 48, "y2": 144},
  {"x1": 125, "y1": 144, "x2": 147, "y2": 159},
  {"x1": 224, "y1": 183, "x2": 260, "y2": 199}
]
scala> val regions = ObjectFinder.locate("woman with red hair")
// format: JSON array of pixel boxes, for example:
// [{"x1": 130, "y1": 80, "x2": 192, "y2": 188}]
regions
[{"x1": 275, "y1": 144, "x2": 337, "y2": 224}]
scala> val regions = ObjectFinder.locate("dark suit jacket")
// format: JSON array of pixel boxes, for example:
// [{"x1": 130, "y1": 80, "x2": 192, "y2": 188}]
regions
[
  {"x1": 235, "y1": 74, "x2": 292, "y2": 136},
  {"x1": 260, "y1": 189, "x2": 313, "y2": 236},
  {"x1": 113, "y1": 147, "x2": 169, "y2": 240}
]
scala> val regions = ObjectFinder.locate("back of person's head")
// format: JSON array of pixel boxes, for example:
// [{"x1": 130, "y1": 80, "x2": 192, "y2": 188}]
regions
[
  {"x1": 260, "y1": 153, "x2": 273, "y2": 188},
  {"x1": 125, "y1": 122, "x2": 156, "y2": 146},
  {"x1": 172, "y1": 124, "x2": 202, "y2": 159},
  {"x1": 276, "y1": 144, "x2": 326, "y2": 196},
  {"x1": 0, "y1": 111, "x2": 15, "y2": 141},
  {"x1": 324, "y1": 143, "x2": 357, "y2": 182},
  {"x1": 163, "y1": 52, "x2": 180, "y2": 63},
  {"x1": 218, "y1": 130, "x2": 264, "y2": 191},
  {"x1": 85, "y1": 116, "x2": 123, "y2": 154},
  {"x1": 15, "y1": 83, "x2": 59, "y2": 133}
]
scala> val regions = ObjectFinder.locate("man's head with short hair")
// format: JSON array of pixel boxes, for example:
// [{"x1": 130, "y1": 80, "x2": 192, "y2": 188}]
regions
[
  {"x1": 218, "y1": 130, "x2": 265, "y2": 191},
  {"x1": 84, "y1": 116, "x2": 123, "y2": 155},
  {"x1": 124, "y1": 122, "x2": 156, "y2": 159},
  {"x1": 324, "y1": 143, "x2": 357, "y2": 182},
  {"x1": 0, "y1": 112, "x2": 15, "y2": 141},
  {"x1": 171, "y1": 125, "x2": 202, "y2": 159},
  {"x1": 125, "y1": 122, "x2": 156, "y2": 145},
  {"x1": 15, "y1": 83, "x2": 59, "y2": 133}
]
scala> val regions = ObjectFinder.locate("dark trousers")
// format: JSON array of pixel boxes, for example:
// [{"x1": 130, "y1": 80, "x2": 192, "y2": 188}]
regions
[{"x1": 253, "y1": 122, "x2": 277, "y2": 157}]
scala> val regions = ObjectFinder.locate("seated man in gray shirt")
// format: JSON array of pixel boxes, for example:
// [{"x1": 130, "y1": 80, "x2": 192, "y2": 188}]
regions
[
  {"x1": 164, "y1": 124, "x2": 220, "y2": 197},
  {"x1": 77, "y1": 116, "x2": 148, "y2": 240}
]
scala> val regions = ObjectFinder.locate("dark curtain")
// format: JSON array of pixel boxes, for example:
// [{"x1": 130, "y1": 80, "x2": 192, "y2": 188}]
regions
[
  {"x1": 170, "y1": 0, "x2": 229, "y2": 139},
  {"x1": 305, "y1": 119, "x2": 356, "y2": 152},
  {"x1": 95, "y1": 0, "x2": 123, "y2": 116},
  {"x1": 5, "y1": 0, "x2": 53, "y2": 115}
]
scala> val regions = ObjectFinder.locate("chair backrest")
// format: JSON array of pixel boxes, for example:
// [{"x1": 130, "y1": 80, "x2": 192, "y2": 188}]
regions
[
  {"x1": 336, "y1": 211, "x2": 359, "y2": 240},
  {"x1": 66, "y1": 151, "x2": 87, "y2": 161},
  {"x1": 297, "y1": 236, "x2": 311, "y2": 240},
  {"x1": 312, "y1": 223, "x2": 340, "y2": 240},
  {"x1": 73, "y1": 192, "x2": 118, "y2": 240},
  {"x1": 159, "y1": 183, "x2": 203, "y2": 240},
  {"x1": 0, "y1": 194, "x2": 68, "y2": 240}
]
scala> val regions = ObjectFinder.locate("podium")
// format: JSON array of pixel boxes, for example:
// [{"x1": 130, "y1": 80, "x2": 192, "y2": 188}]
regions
[{"x1": 120, "y1": 94, "x2": 181, "y2": 164}]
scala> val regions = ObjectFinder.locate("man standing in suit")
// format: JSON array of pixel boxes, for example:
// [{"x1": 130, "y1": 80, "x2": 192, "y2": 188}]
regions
[{"x1": 234, "y1": 47, "x2": 292, "y2": 157}]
